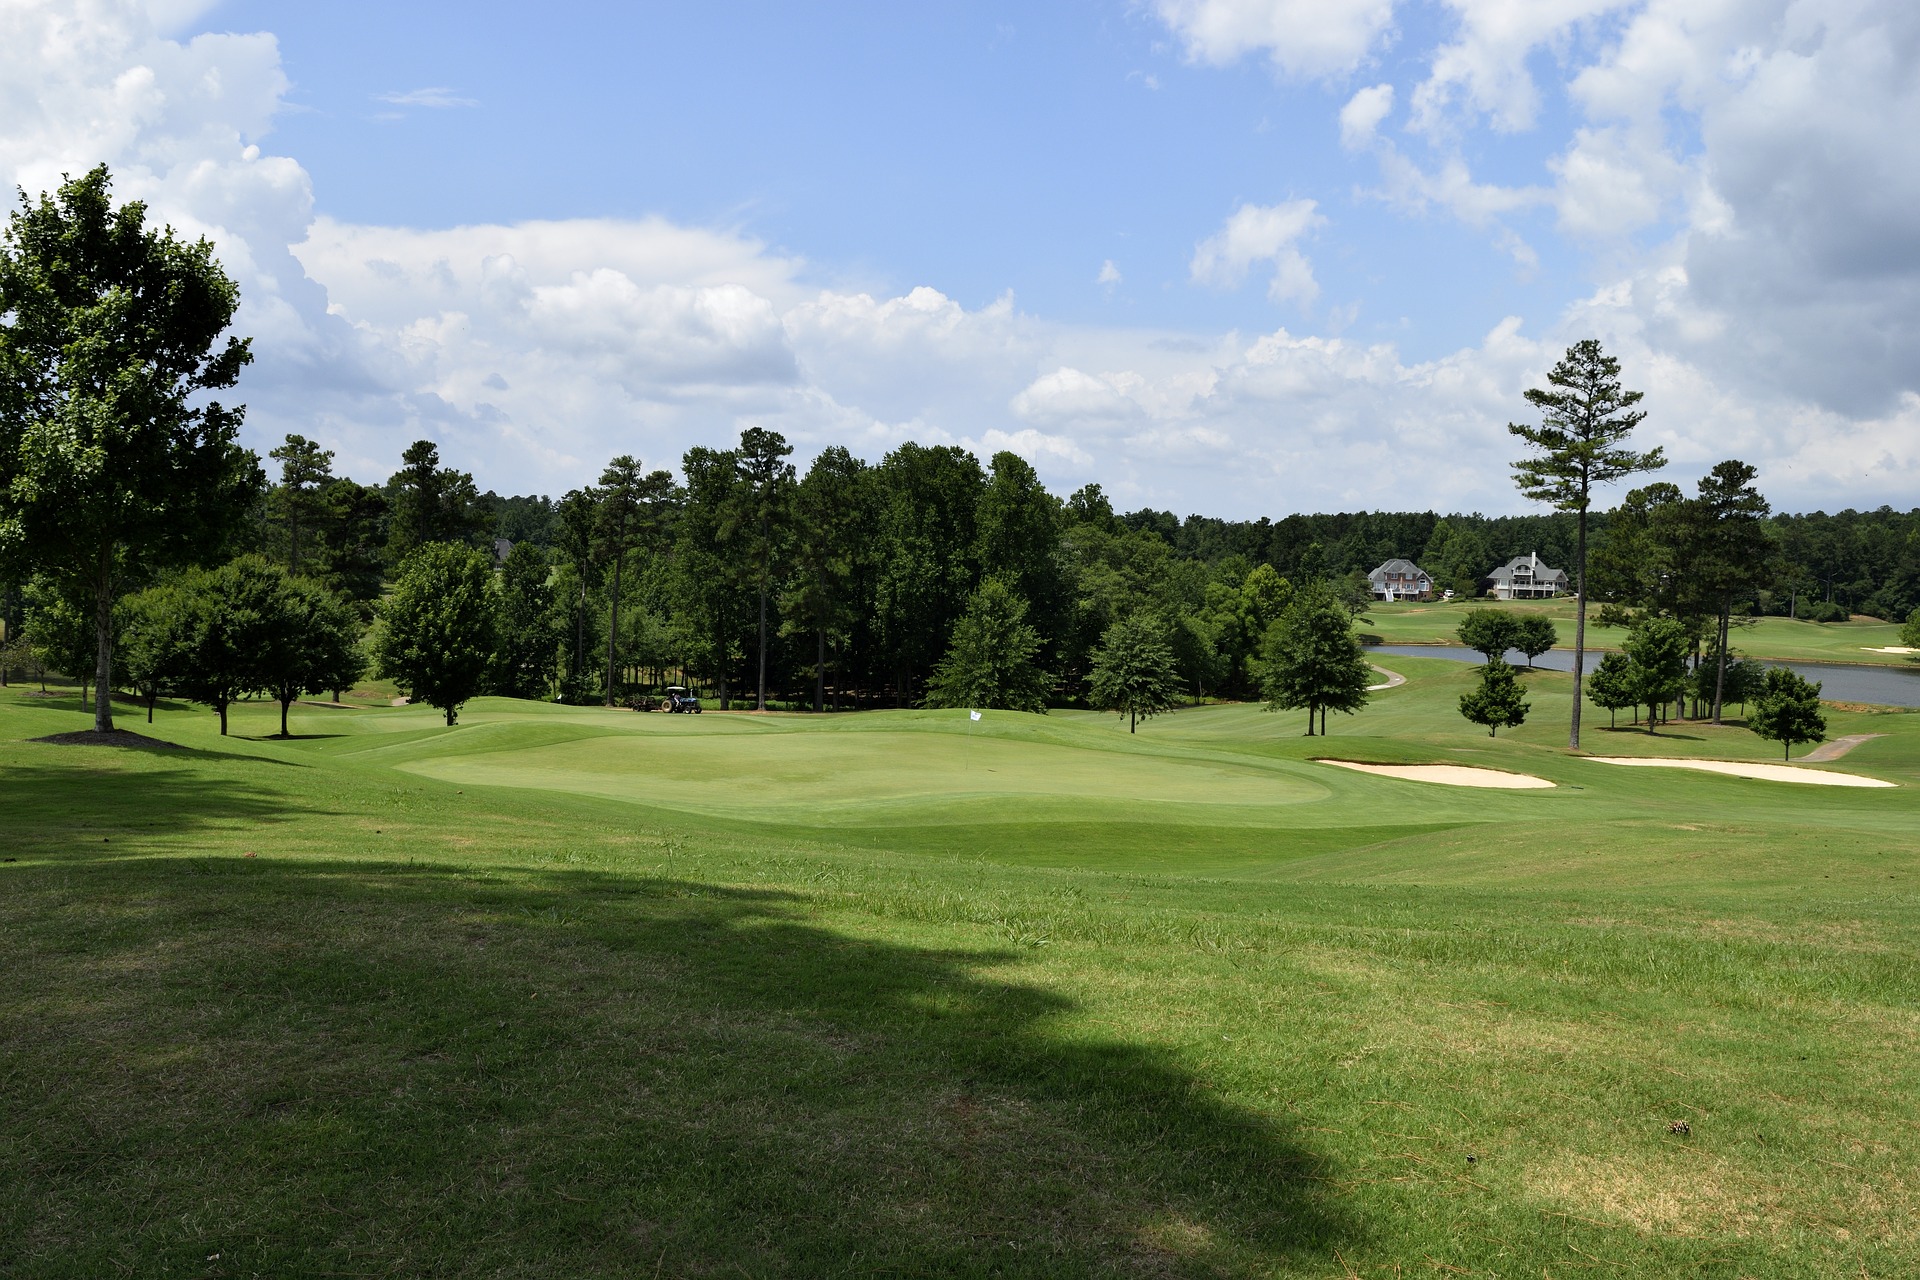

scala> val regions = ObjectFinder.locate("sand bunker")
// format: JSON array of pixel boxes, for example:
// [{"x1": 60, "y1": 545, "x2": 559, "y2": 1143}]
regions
[
  {"x1": 1316, "y1": 759, "x2": 1555, "y2": 789},
  {"x1": 1862, "y1": 646, "x2": 1917, "y2": 655},
  {"x1": 1584, "y1": 757, "x2": 1894, "y2": 788}
]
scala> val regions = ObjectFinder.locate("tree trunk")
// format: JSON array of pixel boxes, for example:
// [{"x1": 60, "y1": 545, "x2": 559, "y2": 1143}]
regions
[
  {"x1": 1305, "y1": 704, "x2": 1315, "y2": 736},
  {"x1": 815, "y1": 627, "x2": 825, "y2": 713},
  {"x1": 1569, "y1": 507, "x2": 1587, "y2": 749},
  {"x1": 1129, "y1": 706, "x2": 1136, "y2": 733},
  {"x1": 604, "y1": 554, "x2": 623, "y2": 707},
  {"x1": 93, "y1": 568, "x2": 115, "y2": 733},
  {"x1": 757, "y1": 581, "x2": 768, "y2": 711},
  {"x1": 1711, "y1": 603, "x2": 1730, "y2": 724},
  {"x1": 447, "y1": 706, "x2": 457, "y2": 727},
  {"x1": 217, "y1": 701, "x2": 228, "y2": 736},
  {"x1": 280, "y1": 697, "x2": 291, "y2": 738}
]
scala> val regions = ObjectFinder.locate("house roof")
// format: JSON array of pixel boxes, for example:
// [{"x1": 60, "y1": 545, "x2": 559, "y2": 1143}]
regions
[{"x1": 1367, "y1": 558, "x2": 1430, "y2": 581}]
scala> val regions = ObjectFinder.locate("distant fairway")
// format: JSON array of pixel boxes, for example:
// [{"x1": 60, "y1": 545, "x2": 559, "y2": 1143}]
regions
[{"x1": 5, "y1": 662, "x2": 1920, "y2": 1276}]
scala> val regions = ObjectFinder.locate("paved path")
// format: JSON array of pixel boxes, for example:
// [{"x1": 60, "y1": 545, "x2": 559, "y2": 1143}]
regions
[
  {"x1": 1367, "y1": 665, "x2": 1407, "y2": 692},
  {"x1": 1800, "y1": 733, "x2": 1887, "y2": 763}
]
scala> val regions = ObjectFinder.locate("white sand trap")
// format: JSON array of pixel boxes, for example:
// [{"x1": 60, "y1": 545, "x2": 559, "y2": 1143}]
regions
[
  {"x1": 1863, "y1": 646, "x2": 1917, "y2": 655},
  {"x1": 1585, "y1": 757, "x2": 1894, "y2": 788},
  {"x1": 1316, "y1": 760, "x2": 1555, "y2": 789}
]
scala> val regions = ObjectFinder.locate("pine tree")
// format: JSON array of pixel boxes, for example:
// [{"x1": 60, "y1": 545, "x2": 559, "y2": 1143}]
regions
[{"x1": 1509, "y1": 340, "x2": 1665, "y2": 748}]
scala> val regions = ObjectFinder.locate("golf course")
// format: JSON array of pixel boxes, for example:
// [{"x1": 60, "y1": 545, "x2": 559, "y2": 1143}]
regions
[{"x1": 5, "y1": 658, "x2": 1917, "y2": 1277}]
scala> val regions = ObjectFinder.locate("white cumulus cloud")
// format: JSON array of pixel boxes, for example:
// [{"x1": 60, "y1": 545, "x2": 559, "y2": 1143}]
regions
[
  {"x1": 1155, "y1": 0, "x2": 1398, "y2": 78},
  {"x1": 1190, "y1": 200, "x2": 1325, "y2": 304}
]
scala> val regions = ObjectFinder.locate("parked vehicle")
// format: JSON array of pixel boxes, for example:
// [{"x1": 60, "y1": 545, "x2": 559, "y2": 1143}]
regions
[{"x1": 665, "y1": 686, "x2": 702, "y2": 714}]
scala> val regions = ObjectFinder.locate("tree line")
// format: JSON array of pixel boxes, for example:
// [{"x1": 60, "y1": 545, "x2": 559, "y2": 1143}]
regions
[{"x1": 0, "y1": 167, "x2": 1908, "y2": 743}]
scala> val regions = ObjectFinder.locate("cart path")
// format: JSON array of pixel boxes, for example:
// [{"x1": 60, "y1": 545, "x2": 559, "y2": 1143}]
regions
[
  {"x1": 1367, "y1": 665, "x2": 1407, "y2": 692},
  {"x1": 1800, "y1": 733, "x2": 1887, "y2": 763}
]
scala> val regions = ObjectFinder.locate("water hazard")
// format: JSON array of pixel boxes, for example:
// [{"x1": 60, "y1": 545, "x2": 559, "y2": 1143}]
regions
[{"x1": 1371, "y1": 644, "x2": 1920, "y2": 708}]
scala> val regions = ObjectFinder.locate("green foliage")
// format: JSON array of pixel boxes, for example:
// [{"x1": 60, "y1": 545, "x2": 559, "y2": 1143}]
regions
[
  {"x1": 1257, "y1": 586, "x2": 1373, "y2": 736},
  {"x1": 1421, "y1": 518, "x2": 1494, "y2": 596},
  {"x1": 782, "y1": 446, "x2": 872, "y2": 710},
  {"x1": 0, "y1": 165, "x2": 261, "y2": 731},
  {"x1": 385, "y1": 440, "x2": 487, "y2": 562},
  {"x1": 117, "y1": 582, "x2": 196, "y2": 721},
  {"x1": 976, "y1": 452, "x2": 1068, "y2": 660},
  {"x1": 723, "y1": 428, "x2": 796, "y2": 710},
  {"x1": 313, "y1": 478, "x2": 388, "y2": 610},
  {"x1": 1902, "y1": 607, "x2": 1920, "y2": 652},
  {"x1": 1455, "y1": 609, "x2": 1520, "y2": 663},
  {"x1": 1511, "y1": 614, "x2": 1558, "y2": 666},
  {"x1": 258, "y1": 574, "x2": 365, "y2": 736},
  {"x1": 874, "y1": 443, "x2": 985, "y2": 695},
  {"x1": 595, "y1": 455, "x2": 677, "y2": 706},
  {"x1": 492, "y1": 542, "x2": 561, "y2": 700},
  {"x1": 1584, "y1": 650, "x2": 1636, "y2": 727},
  {"x1": 374, "y1": 543, "x2": 498, "y2": 726},
  {"x1": 1086, "y1": 612, "x2": 1183, "y2": 732},
  {"x1": 20, "y1": 580, "x2": 95, "y2": 689},
  {"x1": 1508, "y1": 340, "x2": 1664, "y2": 515},
  {"x1": 268, "y1": 434, "x2": 335, "y2": 574},
  {"x1": 1508, "y1": 338, "x2": 1664, "y2": 748},
  {"x1": 923, "y1": 577, "x2": 1051, "y2": 714},
  {"x1": 1622, "y1": 615, "x2": 1691, "y2": 733},
  {"x1": 172, "y1": 556, "x2": 294, "y2": 735},
  {"x1": 1748, "y1": 666, "x2": 1828, "y2": 760},
  {"x1": 1458, "y1": 657, "x2": 1530, "y2": 737}
]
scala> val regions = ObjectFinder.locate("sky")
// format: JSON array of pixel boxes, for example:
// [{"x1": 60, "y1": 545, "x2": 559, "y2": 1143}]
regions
[{"x1": 5, "y1": 0, "x2": 1919, "y2": 517}]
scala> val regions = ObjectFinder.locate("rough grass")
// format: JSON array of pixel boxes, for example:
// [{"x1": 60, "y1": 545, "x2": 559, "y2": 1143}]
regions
[{"x1": 3, "y1": 671, "x2": 1918, "y2": 1277}]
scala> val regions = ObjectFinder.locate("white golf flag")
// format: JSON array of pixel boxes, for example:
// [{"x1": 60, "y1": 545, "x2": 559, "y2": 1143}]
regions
[{"x1": 970, "y1": 710, "x2": 981, "y2": 721}]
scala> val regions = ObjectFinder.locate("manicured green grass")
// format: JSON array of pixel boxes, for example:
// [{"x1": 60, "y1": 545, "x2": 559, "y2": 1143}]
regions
[
  {"x1": 1370, "y1": 597, "x2": 1914, "y2": 665},
  {"x1": 4, "y1": 672, "x2": 1919, "y2": 1276}
]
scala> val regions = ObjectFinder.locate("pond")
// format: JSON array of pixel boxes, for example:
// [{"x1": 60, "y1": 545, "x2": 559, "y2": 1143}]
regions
[{"x1": 1369, "y1": 645, "x2": 1920, "y2": 708}]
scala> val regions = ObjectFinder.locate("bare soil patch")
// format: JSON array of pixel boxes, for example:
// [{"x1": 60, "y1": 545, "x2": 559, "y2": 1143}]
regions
[
  {"x1": 1314, "y1": 759, "x2": 1555, "y2": 789},
  {"x1": 30, "y1": 729, "x2": 183, "y2": 750}
]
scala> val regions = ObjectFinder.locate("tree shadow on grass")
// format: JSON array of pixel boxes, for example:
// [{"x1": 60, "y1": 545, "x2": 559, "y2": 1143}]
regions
[
  {"x1": 1, "y1": 855, "x2": 1352, "y2": 1278},
  {"x1": 0, "y1": 761, "x2": 328, "y2": 855}
]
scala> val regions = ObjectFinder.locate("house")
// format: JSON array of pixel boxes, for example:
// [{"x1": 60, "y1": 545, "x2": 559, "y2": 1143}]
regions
[
  {"x1": 1486, "y1": 552, "x2": 1568, "y2": 600},
  {"x1": 1367, "y1": 558, "x2": 1435, "y2": 602},
  {"x1": 493, "y1": 537, "x2": 515, "y2": 568}
]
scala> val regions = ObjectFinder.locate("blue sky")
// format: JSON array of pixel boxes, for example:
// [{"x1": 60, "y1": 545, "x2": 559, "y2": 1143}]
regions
[
  {"x1": 8, "y1": 1, "x2": 1918, "y2": 515},
  {"x1": 221, "y1": 0, "x2": 1580, "y2": 360}
]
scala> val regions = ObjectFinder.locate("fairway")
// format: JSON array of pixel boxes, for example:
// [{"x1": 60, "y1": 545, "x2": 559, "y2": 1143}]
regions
[{"x1": 6, "y1": 663, "x2": 1920, "y2": 1277}]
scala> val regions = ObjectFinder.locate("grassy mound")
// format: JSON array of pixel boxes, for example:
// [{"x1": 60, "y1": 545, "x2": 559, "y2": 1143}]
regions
[{"x1": 3, "y1": 668, "x2": 1918, "y2": 1276}]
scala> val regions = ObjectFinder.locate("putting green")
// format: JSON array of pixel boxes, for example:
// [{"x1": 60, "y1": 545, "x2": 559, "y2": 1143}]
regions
[{"x1": 398, "y1": 725, "x2": 1333, "y2": 823}]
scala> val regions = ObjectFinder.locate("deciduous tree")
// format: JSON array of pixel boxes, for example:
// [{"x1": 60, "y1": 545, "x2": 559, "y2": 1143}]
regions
[
  {"x1": 374, "y1": 543, "x2": 497, "y2": 727},
  {"x1": 1622, "y1": 615, "x2": 1690, "y2": 733},
  {"x1": 0, "y1": 166, "x2": 260, "y2": 732},
  {"x1": 1257, "y1": 586, "x2": 1373, "y2": 736},
  {"x1": 1459, "y1": 657, "x2": 1529, "y2": 737},
  {"x1": 118, "y1": 581, "x2": 195, "y2": 722},
  {"x1": 924, "y1": 577, "x2": 1051, "y2": 713},
  {"x1": 1088, "y1": 612, "x2": 1183, "y2": 733},
  {"x1": 1456, "y1": 609, "x2": 1520, "y2": 664},
  {"x1": 1748, "y1": 667, "x2": 1826, "y2": 760},
  {"x1": 1584, "y1": 650, "x2": 1635, "y2": 728}
]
